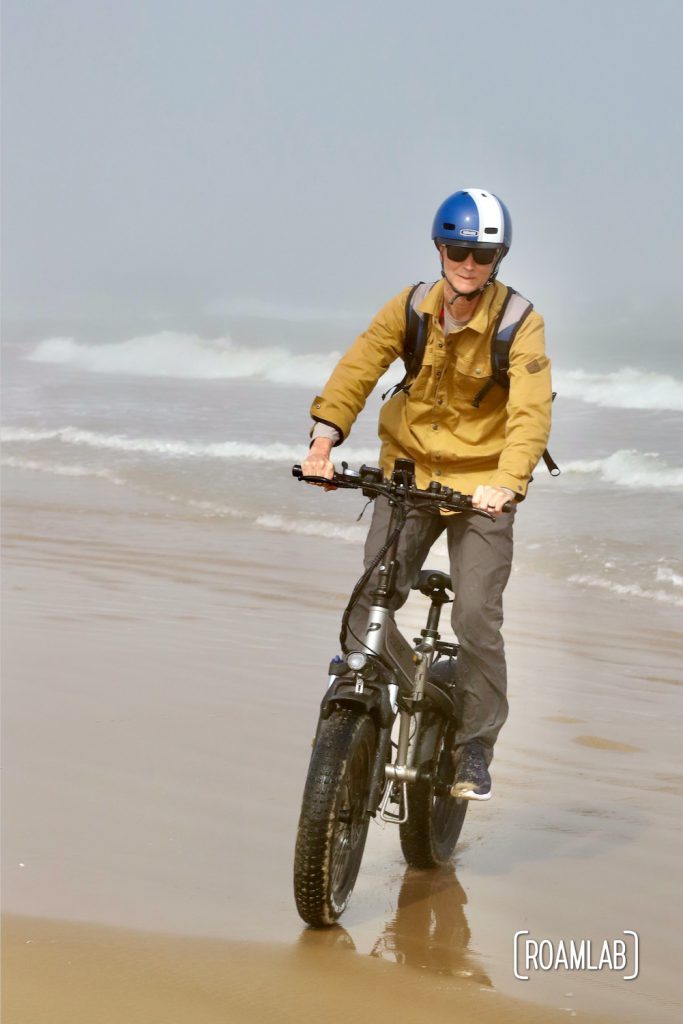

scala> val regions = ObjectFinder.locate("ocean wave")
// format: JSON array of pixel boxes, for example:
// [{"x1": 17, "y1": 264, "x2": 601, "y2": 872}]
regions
[
  {"x1": 561, "y1": 449, "x2": 683, "y2": 489},
  {"x1": 1, "y1": 426, "x2": 380, "y2": 465},
  {"x1": 5, "y1": 428, "x2": 681, "y2": 490},
  {"x1": 568, "y1": 574, "x2": 683, "y2": 607},
  {"x1": 24, "y1": 324, "x2": 683, "y2": 411},
  {"x1": 555, "y1": 367, "x2": 683, "y2": 411},
  {"x1": 26, "y1": 332, "x2": 343, "y2": 387},
  {"x1": 256, "y1": 513, "x2": 365, "y2": 543},
  {"x1": 2, "y1": 454, "x2": 242, "y2": 518},
  {"x1": 1, "y1": 455, "x2": 127, "y2": 485}
]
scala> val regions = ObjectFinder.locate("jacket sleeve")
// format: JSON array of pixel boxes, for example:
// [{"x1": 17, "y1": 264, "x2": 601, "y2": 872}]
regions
[
  {"x1": 489, "y1": 310, "x2": 552, "y2": 497},
  {"x1": 309, "y1": 288, "x2": 411, "y2": 443}
]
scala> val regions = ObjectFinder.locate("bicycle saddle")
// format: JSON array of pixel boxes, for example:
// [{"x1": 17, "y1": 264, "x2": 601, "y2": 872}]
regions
[{"x1": 413, "y1": 569, "x2": 453, "y2": 598}]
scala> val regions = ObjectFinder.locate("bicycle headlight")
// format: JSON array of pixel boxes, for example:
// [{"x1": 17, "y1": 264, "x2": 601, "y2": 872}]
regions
[{"x1": 347, "y1": 652, "x2": 368, "y2": 673}]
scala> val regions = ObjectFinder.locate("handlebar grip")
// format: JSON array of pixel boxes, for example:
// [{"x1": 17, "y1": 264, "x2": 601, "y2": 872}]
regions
[
  {"x1": 292, "y1": 464, "x2": 338, "y2": 486},
  {"x1": 460, "y1": 494, "x2": 515, "y2": 514}
]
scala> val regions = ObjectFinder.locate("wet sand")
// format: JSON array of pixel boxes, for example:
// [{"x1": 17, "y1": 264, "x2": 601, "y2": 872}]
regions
[
  {"x1": 4, "y1": 913, "x2": 605, "y2": 1024},
  {"x1": 2, "y1": 469, "x2": 682, "y2": 1022}
]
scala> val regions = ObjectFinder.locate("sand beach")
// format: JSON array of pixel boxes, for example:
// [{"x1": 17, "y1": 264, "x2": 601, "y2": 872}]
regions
[{"x1": 2, "y1": 467, "x2": 682, "y2": 1023}]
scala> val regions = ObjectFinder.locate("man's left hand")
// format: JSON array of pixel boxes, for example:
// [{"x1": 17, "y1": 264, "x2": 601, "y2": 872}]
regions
[{"x1": 472, "y1": 485, "x2": 516, "y2": 515}]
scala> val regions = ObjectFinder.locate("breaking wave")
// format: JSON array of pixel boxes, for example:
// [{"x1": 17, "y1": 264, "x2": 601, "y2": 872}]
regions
[
  {"x1": 23, "y1": 328, "x2": 683, "y2": 411},
  {"x1": 554, "y1": 367, "x2": 683, "y2": 411},
  {"x1": 1, "y1": 426, "x2": 380, "y2": 465},
  {"x1": 27, "y1": 332, "x2": 343, "y2": 387},
  {"x1": 5, "y1": 429, "x2": 681, "y2": 490},
  {"x1": 561, "y1": 449, "x2": 683, "y2": 489}
]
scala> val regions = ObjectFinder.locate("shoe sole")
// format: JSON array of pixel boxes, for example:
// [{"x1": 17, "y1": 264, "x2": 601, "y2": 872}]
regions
[{"x1": 450, "y1": 783, "x2": 492, "y2": 801}]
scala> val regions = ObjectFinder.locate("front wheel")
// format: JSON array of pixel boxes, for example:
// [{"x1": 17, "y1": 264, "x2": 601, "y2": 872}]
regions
[
  {"x1": 399, "y1": 712, "x2": 468, "y2": 869},
  {"x1": 294, "y1": 709, "x2": 376, "y2": 926}
]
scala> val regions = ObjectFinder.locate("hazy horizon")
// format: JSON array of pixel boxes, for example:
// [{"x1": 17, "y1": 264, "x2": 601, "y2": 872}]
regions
[{"x1": 2, "y1": 0, "x2": 682, "y2": 371}]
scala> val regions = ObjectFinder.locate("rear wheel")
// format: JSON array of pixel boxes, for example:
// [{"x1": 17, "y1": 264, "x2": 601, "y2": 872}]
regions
[
  {"x1": 294, "y1": 709, "x2": 376, "y2": 926},
  {"x1": 399, "y1": 712, "x2": 467, "y2": 868}
]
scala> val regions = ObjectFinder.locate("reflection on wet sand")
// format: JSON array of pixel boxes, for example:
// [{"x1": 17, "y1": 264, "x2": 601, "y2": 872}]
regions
[
  {"x1": 370, "y1": 867, "x2": 491, "y2": 985},
  {"x1": 297, "y1": 866, "x2": 492, "y2": 987}
]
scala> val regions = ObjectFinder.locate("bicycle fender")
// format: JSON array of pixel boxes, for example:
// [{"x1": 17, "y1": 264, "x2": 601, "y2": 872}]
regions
[
  {"x1": 423, "y1": 679, "x2": 459, "y2": 720},
  {"x1": 319, "y1": 677, "x2": 394, "y2": 729}
]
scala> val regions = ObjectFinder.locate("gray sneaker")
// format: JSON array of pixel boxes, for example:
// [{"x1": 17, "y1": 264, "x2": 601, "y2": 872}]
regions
[{"x1": 450, "y1": 741, "x2": 492, "y2": 801}]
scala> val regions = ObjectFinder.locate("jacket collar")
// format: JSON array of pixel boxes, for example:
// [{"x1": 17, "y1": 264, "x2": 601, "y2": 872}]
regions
[{"x1": 417, "y1": 278, "x2": 503, "y2": 334}]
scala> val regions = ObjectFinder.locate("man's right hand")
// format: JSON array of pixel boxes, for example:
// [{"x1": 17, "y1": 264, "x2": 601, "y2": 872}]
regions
[{"x1": 302, "y1": 437, "x2": 336, "y2": 489}]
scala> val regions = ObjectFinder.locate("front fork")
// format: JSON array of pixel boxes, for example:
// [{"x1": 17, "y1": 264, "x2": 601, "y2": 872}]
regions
[{"x1": 375, "y1": 638, "x2": 435, "y2": 823}]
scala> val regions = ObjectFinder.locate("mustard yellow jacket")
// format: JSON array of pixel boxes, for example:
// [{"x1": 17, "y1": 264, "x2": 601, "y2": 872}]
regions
[{"x1": 309, "y1": 278, "x2": 552, "y2": 498}]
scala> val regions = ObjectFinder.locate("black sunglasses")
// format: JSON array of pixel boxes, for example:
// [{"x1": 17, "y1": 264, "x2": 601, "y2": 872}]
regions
[{"x1": 444, "y1": 244, "x2": 499, "y2": 266}]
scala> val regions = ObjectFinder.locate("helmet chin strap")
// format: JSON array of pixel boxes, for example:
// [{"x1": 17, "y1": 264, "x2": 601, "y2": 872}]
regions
[
  {"x1": 441, "y1": 268, "x2": 486, "y2": 303},
  {"x1": 439, "y1": 251, "x2": 505, "y2": 305},
  {"x1": 440, "y1": 260, "x2": 488, "y2": 304}
]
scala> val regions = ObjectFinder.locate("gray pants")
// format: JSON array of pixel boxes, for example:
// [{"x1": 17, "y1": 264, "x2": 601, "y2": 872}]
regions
[{"x1": 346, "y1": 497, "x2": 515, "y2": 764}]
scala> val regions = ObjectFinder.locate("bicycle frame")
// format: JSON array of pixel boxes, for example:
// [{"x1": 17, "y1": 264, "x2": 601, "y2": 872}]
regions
[{"x1": 324, "y1": 499, "x2": 457, "y2": 825}]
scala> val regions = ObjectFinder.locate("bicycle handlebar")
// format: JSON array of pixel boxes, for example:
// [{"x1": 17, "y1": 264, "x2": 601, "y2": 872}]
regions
[{"x1": 292, "y1": 461, "x2": 514, "y2": 517}]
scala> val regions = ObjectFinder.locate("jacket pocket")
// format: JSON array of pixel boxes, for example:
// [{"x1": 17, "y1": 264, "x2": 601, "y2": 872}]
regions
[{"x1": 453, "y1": 358, "x2": 492, "y2": 405}]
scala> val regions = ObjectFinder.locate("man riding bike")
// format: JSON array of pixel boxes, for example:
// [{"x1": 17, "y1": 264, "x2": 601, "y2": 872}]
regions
[{"x1": 302, "y1": 188, "x2": 552, "y2": 802}]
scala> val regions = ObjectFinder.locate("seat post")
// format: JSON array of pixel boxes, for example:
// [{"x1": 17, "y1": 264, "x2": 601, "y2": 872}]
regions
[
  {"x1": 425, "y1": 598, "x2": 444, "y2": 636},
  {"x1": 413, "y1": 570, "x2": 453, "y2": 641}
]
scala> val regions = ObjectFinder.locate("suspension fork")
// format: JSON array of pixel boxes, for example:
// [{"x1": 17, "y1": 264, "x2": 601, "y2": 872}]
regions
[{"x1": 386, "y1": 587, "x2": 448, "y2": 784}]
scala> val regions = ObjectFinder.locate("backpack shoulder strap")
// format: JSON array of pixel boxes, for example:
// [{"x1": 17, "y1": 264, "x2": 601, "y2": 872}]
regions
[
  {"x1": 472, "y1": 287, "x2": 533, "y2": 407},
  {"x1": 491, "y1": 288, "x2": 534, "y2": 383},
  {"x1": 403, "y1": 281, "x2": 436, "y2": 378},
  {"x1": 382, "y1": 281, "x2": 437, "y2": 400},
  {"x1": 471, "y1": 287, "x2": 560, "y2": 477}
]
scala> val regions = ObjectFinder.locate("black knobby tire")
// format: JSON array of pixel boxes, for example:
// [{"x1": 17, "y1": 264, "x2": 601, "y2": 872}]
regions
[
  {"x1": 294, "y1": 709, "x2": 376, "y2": 926},
  {"x1": 399, "y1": 711, "x2": 468, "y2": 869}
]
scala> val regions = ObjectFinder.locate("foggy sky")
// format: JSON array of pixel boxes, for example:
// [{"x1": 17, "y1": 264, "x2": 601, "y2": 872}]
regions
[{"x1": 2, "y1": 0, "x2": 682, "y2": 365}]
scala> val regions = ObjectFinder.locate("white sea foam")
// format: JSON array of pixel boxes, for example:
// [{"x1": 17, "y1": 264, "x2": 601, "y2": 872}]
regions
[
  {"x1": 656, "y1": 565, "x2": 683, "y2": 588},
  {"x1": 5, "y1": 427, "x2": 681, "y2": 490},
  {"x1": 24, "y1": 326, "x2": 683, "y2": 410},
  {"x1": 569, "y1": 574, "x2": 683, "y2": 607},
  {"x1": 555, "y1": 367, "x2": 683, "y2": 411},
  {"x1": 1, "y1": 426, "x2": 380, "y2": 465},
  {"x1": 561, "y1": 449, "x2": 683, "y2": 489},
  {"x1": 256, "y1": 513, "x2": 365, "y2": 544},
  {"x1": 27, "y1": 332, "x2": 343, "y2": 387}
]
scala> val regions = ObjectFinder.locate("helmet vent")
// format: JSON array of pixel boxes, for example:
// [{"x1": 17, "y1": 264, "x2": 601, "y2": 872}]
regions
[
  {"x1": 484, "y1": 227, "x2": 498, "y2": 234},
  {"x1": 443, "y1": 222, "x2": 455, "y2": 230}
]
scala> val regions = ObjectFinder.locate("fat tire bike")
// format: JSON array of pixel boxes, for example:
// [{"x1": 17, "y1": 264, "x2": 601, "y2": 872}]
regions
[{"x1": 291, "y1": 458, "x2": 512, "y2": 927}]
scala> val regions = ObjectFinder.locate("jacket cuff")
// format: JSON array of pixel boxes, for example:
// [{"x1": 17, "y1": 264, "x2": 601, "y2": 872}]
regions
[{"x1": 488, "y1": 471, "x2": 528, "y2": 499}]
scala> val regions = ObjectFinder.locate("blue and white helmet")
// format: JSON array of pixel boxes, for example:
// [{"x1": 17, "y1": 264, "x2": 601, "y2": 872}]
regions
[{"x1": 431, "y1": 188, "x2": 512, "y2": 255}]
